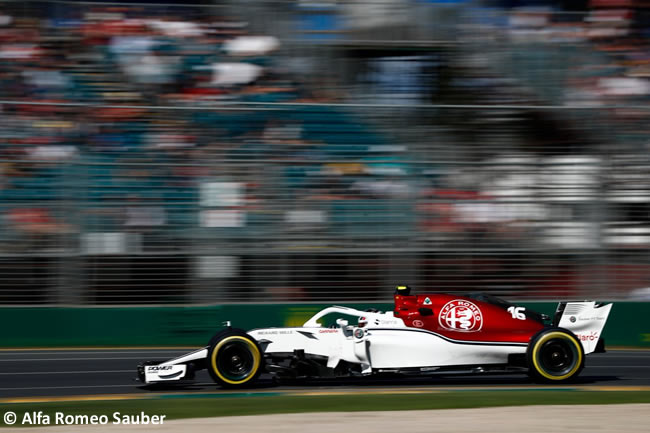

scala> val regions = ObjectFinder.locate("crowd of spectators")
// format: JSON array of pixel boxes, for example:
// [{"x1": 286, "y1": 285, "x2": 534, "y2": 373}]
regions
[
  {"x1": 0, "y1": 1, "x2": 648, "y2": 250},
  {"x1": 0, "y1": 1, "x2": 413, "y2": 253},
  {"x1": 0, "y1": 1, "x2": 648, "y2": 302},
  {"x1": 409, "y1": 1, "x2": 650, "y2": 250}
]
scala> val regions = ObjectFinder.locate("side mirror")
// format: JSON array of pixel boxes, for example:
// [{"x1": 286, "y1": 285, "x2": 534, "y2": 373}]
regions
[
  {"x1": 336, "y1": 318, "x2": 349, "y2": 327},
  {"x1": 419, "y1": 307, "x2": 434, "y2": 317}
]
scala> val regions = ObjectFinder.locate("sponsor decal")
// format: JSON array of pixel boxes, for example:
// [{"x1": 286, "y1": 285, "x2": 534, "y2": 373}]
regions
[
  {"x1": 438, "y1": 299, "x2": 483, "y2": 332},
  {"x1": 412, "y1": 319, "x2": 424, "y2": 328},
  {"x1": 257, "y1": 330, "x2": 293, "y2": 335},
  {"x1": 354, "y1": 328, "x2": 365, "y2": 339},
  {"x1": 146, "y1": 366, "x2": 172, "y2": 371},
  {"x1": 145, "y1": 365, "x2": 185, "y2": 380},
  {"x1": 318, "y1": 329, "x2": 338, "y2": 333},
  {"x1": 577, "y1": 331, "x2": 599, "y2": 342},
  {"x1": 423, "y1": 297, "x2": 432, "y2": 305}
]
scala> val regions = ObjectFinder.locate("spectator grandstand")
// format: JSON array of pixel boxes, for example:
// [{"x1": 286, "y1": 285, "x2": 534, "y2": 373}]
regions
[{"x1": 0, "y1": 0, "x2": 648, "y2": 304}]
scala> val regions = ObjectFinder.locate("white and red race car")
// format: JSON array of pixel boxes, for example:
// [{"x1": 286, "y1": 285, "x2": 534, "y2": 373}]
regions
[{"x1": 137, "y1": 286, "x2": 612, "y2": 388}]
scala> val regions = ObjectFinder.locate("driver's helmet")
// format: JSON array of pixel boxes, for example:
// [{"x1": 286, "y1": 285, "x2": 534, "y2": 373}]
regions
[
  {"x1": 395, "y1": 285, "x2": 412, "y2": 296},
  {"x1": 358, "y1": 316, "x2": 368, "y2": 327}
]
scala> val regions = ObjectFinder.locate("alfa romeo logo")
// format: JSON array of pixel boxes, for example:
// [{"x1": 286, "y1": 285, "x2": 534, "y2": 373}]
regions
[{"x1": 439, "y1": 300, "x2": 483, "y2": 332}]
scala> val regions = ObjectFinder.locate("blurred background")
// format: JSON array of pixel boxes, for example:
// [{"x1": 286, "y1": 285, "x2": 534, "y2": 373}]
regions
[{"x1": 0, "y1": 0, "x2": 649, "y2": 305}]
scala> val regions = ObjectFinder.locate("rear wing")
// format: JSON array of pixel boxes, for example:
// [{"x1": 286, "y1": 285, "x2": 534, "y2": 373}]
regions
[{"x1": 554, "y1": 301, "x2": 613, "y2": 354}]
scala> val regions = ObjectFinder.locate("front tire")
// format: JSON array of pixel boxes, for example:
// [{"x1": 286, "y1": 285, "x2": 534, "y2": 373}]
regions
[
  {"x1": 527, "y1": 328, "x2": 584, "y2": 383},
  {"x1": 207, "y1": 329, "x2": 262, "y2": 388}
]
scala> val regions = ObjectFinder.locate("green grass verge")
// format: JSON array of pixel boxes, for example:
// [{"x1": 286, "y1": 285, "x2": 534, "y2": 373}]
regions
[{"x1": 2, "y1": 391, "x2": 650, "y2": 427}]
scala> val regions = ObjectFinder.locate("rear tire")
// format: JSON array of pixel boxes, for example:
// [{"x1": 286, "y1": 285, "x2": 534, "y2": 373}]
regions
[
  {"x1": 207, "y1": 329, "x2": 262, "y2": 388},
  {"x1": 527, "y1": 328, "x2": 584, "y2": 383}
]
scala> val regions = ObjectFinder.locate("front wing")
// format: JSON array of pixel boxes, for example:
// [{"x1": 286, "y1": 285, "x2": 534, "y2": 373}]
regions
[{"x1": 137, "y1": 348, "x2": 207, "y2": 384}]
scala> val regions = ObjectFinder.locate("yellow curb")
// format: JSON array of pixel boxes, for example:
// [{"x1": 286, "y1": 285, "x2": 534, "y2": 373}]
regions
[
  {"x1": 585, "y1": 386, "x2": 650, "y2": 392},
  {"x1": 0, "y1": 394, "x2": 151, "y2": 404}
]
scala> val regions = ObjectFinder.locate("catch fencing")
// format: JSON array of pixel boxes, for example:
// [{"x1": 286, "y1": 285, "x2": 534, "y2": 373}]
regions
[{"x1": 0, "y1": 1, "x2": 648, "y2": 303}]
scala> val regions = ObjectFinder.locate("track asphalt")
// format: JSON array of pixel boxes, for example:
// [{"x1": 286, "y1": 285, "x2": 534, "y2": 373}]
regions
[{"x1": 0, "y1": 348, "x2": 648, "y2": 400}]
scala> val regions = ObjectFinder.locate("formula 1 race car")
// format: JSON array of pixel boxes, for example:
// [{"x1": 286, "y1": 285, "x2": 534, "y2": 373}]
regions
[{"x1": 137, "y1": 286, "x2": 612, "y2": 388}]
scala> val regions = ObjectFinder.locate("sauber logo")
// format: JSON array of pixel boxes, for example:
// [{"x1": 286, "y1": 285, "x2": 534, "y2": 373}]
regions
[{"x1": 439, "y1": 299, "x2": 483, "y2": 332}]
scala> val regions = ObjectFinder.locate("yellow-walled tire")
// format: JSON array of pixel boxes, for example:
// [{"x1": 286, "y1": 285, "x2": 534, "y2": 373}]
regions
[
  {"x1": 527, "y1": 328, "x2": 584, "y2": 383},
  {"x1": 207, "y1": 330, "x2": 262, "y2": 388}
]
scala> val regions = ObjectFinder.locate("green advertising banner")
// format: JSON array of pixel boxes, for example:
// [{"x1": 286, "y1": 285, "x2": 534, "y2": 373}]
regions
[{"x1": 0, "y1": 302, "x2": 647, "y2": 348}]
